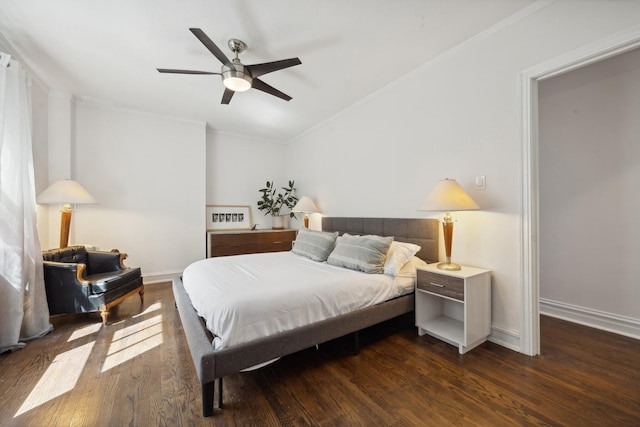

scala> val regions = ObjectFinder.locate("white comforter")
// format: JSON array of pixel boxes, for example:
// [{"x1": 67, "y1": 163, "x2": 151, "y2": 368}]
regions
[{"x1": 182, "y1": 251, "x2": 411, "y2": 350}]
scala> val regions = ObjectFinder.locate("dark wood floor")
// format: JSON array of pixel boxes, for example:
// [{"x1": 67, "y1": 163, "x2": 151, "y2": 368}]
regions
[{"x1": 1, "y1": 282, "x2": 638, "y2": 426}]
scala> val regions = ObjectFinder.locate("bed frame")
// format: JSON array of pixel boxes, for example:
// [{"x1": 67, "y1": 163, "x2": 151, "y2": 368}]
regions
[{"x1": 172, "y1": 217, "x2": 439, "y2": 416}]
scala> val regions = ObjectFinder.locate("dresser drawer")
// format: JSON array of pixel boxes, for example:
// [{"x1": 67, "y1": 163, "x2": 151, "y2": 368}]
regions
[
  {"x1": 263, "y1": 240, "x2": 295, "y2": 252},
  {"x1": 209, "y1": 243, "x2": 259, "y2": 257},
  {"x1": 258, "y1": 230, "x2": 296, "y2": 252},
  {"x1": 417, "y1": 269, "x2": 464, "y2": 301},
  {"x1": 258, "y1": 230, "x2": 297, "y2": 244},
  {"x1": 207, "y1": 229, "x2": 297, "y2": 257},
  {"x1": 211, "y1": 233, "x2": 259, "y2": 247}
]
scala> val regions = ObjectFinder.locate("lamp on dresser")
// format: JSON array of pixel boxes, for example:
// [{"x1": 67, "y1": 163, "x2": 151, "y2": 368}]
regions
[
  {"x1": 37, "y1": 179, "x2": 97, "y2": 248},
  {"x1": 418, "y1": 178, "x2": 479, "y2": 271},
  {"x1": 292, "y1": 196, "x2": 319, "y2": 228}
]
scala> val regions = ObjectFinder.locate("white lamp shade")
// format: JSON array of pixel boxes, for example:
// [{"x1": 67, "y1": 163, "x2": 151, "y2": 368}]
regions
[
  {"x1": 418, "y1": 179, "x2": 479, "y2": 212},
  {"x1": 37, "y1": 179, "x2": 97, "y2": 205},
  {"x1": 292, "y1": 196, "x2": 319, "y2": 213}
]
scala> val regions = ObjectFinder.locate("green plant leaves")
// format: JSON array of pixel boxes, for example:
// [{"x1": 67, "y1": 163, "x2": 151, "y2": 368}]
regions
[{"x1": 257, "y1": 180, "x2": 299, "y2": 218}]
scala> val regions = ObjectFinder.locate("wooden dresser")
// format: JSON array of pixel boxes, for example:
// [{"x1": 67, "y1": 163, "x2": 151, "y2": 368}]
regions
[{"x1": 207, "y1": 229, "x2": 297, "y2": 257}]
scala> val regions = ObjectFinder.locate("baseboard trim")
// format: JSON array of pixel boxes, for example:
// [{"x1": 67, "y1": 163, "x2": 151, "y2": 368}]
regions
[
  {"x1": 489, "y1": 324, "x2": 521, "y2": 353},
  {"x1": 142, "y1": 270, "x2": 182, "y2": 285},
  {"x1": 540, "y1": 298, "x2": 640, "y2": 340}
]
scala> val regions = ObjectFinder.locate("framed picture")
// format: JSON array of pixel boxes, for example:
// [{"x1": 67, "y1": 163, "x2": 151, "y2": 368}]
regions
[{"x1": 206, "y1": 205, "x2": 252, "y2": 231}]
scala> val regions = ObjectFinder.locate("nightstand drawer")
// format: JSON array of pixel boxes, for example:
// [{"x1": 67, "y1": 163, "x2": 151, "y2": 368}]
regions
[{"x1": 417, "y1": 269, "x2": 464, "y2": 301}]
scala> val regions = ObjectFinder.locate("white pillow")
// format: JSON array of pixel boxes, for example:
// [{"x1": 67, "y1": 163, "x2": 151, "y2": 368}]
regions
[
  {"x1": 384, "y1": 241, "x2": 421, "y2": 276},
  {"x1": 396, "y1": 256, "x2": 428, "y2": 277}
]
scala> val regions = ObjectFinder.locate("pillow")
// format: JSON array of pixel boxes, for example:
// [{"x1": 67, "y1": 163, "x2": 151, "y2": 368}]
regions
[
  {"x1": 327, "y1": 234, "x2": 393, "y2": 274},
  {"x1": 383, "y1": 241, "x2": 422, "y2": 276},
  {"x1": 291, "y1": 229, "x2": 338, "y2": 262},
  {"x1": 396, "y1": 256, "x2": 429, "y2": 278}
]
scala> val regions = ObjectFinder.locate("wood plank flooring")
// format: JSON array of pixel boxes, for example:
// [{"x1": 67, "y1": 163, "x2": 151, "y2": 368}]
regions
[{"x1": 1, "y1": 282, "x2": 638, "y2": 426}]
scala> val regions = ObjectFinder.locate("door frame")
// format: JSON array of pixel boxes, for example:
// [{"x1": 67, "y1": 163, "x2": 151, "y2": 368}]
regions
[{"x1": 519, "y1": 25, "x2": 640, "y2": 356}]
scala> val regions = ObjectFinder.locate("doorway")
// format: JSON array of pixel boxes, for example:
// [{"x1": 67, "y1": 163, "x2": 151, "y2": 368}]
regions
[{"x1": 520, "y1": 28, "x2": 640, "y2": 356}]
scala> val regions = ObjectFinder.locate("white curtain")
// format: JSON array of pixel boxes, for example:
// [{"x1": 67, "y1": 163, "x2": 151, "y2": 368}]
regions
[{"x1": 0, "y1": 53, "x2": 52, "y2": 353}]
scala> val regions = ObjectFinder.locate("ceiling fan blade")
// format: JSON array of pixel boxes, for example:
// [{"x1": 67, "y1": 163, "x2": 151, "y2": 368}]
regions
[
  {"x1": 157, "y1": 68, "x2": 220, "y2": 75},
  {"x1": 252, "y1": 78, "x2": 292, "y2": 101},
  {"x1": 221, "y1": 88, "x2": 235, "y2": 104},
  {"x1": 246, "y1": 58, "x2": 301, "y2": 78},
  {"x1": 189, "y1": 28, "x2": 233, "y2": 67}
]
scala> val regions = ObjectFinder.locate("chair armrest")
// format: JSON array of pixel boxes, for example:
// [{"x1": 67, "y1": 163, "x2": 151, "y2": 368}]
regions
[
  {"x1": 43, "y1": 261, "x2": 90, "y2": 288},
  {"x1": 87, "y1": 250, "x2": 129, "y2": 273}
]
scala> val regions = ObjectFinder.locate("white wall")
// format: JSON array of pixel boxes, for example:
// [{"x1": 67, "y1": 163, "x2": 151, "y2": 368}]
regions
[
  {"x1": 69, "y1": 102, "x2": 206, "y2": 282},
  {"x1": 31, "y1": 79, "x2": 50, "y2": 240},
  {"x1": 206, "y1": 131, "x2": 295, "y2": 230},
  {"x1": 539, "y1": 48, "x2": 640, "y2": 329},
  {"x1": 287, "y1": 1, "x2": 640, "y2": 351}
]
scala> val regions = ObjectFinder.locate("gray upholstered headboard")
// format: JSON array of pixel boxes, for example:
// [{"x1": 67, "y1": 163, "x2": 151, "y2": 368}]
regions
[{"x1": 321, "y1": 217, "x2": 439, "y2": 264}]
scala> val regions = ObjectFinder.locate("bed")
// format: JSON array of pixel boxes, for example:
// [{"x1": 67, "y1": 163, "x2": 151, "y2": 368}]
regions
[{"x1": 172, "y1": 217, "x2": 439, "y2": 416}]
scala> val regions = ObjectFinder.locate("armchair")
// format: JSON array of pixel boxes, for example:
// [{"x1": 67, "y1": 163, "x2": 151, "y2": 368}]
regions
[{"x1": 42, "y1": 245, "x2": 144, "y2": 325}]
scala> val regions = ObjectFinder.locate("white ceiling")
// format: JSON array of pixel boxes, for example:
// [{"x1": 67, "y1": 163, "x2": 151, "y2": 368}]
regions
[{"x1": 0, "y1": 0, "x2": 533, "y2": 142}]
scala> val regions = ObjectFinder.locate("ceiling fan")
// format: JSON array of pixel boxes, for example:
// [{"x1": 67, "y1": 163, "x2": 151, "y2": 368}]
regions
[{"x1": 157, "y1": 28, "x2": 301, "y2": 105}]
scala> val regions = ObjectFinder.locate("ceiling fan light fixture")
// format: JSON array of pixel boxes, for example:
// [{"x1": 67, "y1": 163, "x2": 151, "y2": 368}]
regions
[
  {"x1": 222, "y1": 64, "x2": 252, "y2": 92},
  {"x1": 223, "y1": 76, "x2": 252, "y2": 92}
]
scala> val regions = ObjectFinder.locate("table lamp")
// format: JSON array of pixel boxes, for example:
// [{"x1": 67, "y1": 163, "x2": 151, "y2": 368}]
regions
[
  {"x1": 37, "y1": 179, "x2": 97, "y2": 248},
  {"x1": 292, "y1": 196, "x2": 319, "y2": 228},
  {"x1": 418, "y1": 178, "x2": 479, "y2": 271}
]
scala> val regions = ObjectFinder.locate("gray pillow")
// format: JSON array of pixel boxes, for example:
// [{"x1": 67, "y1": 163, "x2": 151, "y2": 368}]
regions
[
  {"x1": 327, "y1": 234, "x2": 394, "y2": 274},
  {"x1": 291, "y1": 229, "x2": 339, "y2": 262}
]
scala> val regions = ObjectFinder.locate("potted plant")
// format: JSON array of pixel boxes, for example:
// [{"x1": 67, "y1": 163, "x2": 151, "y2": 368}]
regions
[{"x1": 257, "y1": 180, "x2": 298, "y2": 229}]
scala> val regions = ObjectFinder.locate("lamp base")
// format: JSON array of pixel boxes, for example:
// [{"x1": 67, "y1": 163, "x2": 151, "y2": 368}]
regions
[
  {"x1": 437, "y1": 262, "x2": 461, "y2": 271},
  {"x1": 60, "y1": 208, "x2": 72, "y2": 248}
]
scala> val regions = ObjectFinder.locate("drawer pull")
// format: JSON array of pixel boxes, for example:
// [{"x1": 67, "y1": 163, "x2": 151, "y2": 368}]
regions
[{"x1": 430, "y1": 282, "x2": 445, "y2": 287}]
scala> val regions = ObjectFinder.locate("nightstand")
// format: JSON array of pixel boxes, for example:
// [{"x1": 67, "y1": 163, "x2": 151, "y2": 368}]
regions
[{"x1": 415, "y1": 263, "x2": 491, "y2": 354}]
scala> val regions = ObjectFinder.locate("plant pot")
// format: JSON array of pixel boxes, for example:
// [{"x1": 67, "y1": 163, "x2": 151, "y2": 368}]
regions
[{"x1": 272, "y1": 215, "x2": 285, "y2": 230}]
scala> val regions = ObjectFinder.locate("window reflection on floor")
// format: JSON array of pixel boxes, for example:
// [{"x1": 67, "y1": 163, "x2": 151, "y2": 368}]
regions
[
  {"x1": 102, "y1": 314, "x2": 164, "y2": 372},
  {"x1": 67, "y1": 323, "x2": 101, "y2": 342},
  {"x1": 15, "y1": 341, "x2": 95, "y2": 417},
  {"x1": 15, "y1": 301, "x2": 164, "y2": 417}
]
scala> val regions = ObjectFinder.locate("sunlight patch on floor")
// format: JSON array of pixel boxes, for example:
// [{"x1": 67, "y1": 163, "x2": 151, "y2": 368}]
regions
[
  {"x1": 15, "y1": 341, "x2": 95, "y2": 417},
  {"x1": 67, "y1": 323, "x2": 102, "y2": 342},
  {"x1": 101, "y1": 314, "x2": 163, "y2": 372},
  {"x1": 133, "y1": 301, "x2": 162, "y2": 318}
]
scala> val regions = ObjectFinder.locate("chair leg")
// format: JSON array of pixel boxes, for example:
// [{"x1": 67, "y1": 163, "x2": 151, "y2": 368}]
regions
[
  {"x1": 98, "y1": 285, "x2": 144, "y2": 326},
  {"x1": 100, "y1": 307, "x2": 109, "y2": 326}
]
